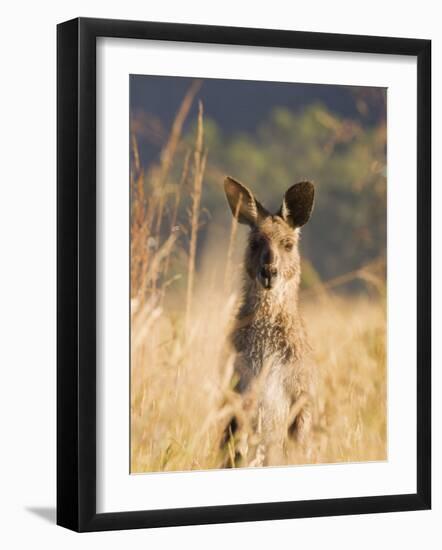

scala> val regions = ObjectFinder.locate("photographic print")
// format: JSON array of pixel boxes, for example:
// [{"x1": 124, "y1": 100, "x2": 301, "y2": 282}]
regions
[
  {"x1": 57, "y1": 18, "x2": 431, "y2": 531},
  {"x1": 130, "y1": 75, "x2": 387, "y2": 473}
]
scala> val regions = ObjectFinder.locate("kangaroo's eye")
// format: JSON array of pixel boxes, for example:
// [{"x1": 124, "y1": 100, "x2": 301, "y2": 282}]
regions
[{"x1": 283, "y1": 241, "x2": 294, "y2": 252}]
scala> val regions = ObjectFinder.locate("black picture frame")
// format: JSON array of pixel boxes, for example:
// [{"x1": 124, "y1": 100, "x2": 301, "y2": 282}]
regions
[{"x1": 57, "y1": 17, "x2": 431, "y2": 532}]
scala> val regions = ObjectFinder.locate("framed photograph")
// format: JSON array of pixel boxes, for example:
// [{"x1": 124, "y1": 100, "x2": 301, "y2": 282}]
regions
[{"x1": 57, "y1": 17, "x2": 431, "y2": 532}]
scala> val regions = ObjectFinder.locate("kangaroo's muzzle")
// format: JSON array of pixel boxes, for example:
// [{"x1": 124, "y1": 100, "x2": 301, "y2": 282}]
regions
[{"x1": 259, "y1": 265, "x2": 278, "y2": 289}]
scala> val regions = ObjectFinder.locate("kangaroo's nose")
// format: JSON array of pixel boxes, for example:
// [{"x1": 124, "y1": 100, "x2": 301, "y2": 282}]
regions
[{"x1": 260, "y1": 265, "x2": 278, "y2": 288}]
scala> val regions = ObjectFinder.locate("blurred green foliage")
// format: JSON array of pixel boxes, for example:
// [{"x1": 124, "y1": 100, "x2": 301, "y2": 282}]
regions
[{"x1": 176, "y1": 100, "x2": 386, "y2": 281}]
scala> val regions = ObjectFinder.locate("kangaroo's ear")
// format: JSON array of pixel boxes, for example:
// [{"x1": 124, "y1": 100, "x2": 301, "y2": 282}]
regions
[
  {"x1": 279, "y1": 181, "x2": 315, "y2": 228},
  {"x1": 224, "y1": 176, "x2": 268, "y2": 226}
]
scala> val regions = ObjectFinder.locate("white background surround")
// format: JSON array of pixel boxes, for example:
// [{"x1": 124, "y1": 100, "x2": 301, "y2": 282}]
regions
[
  {"x1": 97, "y1": 38, "x2": 417, "y2": 513},
  {"x1": 0, "y1": 1, "x2": 440, "y2": 549}
]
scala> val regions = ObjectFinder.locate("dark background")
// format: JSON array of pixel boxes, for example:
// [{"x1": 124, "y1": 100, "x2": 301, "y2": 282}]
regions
[{"x1": 130, "y1": 75, "x2": 387, "y2": 285}]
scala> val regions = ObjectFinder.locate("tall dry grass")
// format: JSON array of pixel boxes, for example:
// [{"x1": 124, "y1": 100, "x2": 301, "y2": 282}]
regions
[{"x1": 130, "y1": 86, "x2": 387, "y2": 473}]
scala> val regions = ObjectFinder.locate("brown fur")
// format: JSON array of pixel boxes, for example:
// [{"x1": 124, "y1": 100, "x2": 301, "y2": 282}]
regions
[{"x1": 223, "y1": 176, "x2": 315, "y2": 466}]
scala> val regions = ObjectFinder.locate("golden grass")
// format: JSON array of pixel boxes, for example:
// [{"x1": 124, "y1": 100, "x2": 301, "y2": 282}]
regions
[
  {"x1": 131, "y1": 289, "x2": 386, "y2": 472},
  {"x1": 130, "y1": 84, "x2": 387, "y2": 473}
]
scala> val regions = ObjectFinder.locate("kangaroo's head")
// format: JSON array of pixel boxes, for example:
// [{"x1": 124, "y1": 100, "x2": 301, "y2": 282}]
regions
[{"x1": 224, "y1": 176, "x2": 315, "y2": 291}]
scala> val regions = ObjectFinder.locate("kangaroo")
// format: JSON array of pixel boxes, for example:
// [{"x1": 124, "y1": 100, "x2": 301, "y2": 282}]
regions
[{"x1": 222, "y1": 176, "x2": 315, "y2": 466}]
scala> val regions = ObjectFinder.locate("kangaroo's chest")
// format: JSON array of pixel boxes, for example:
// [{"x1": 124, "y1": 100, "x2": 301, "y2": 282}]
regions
[{"x1": 233, "y1": 315, "x2": 297, "y2": 375}]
